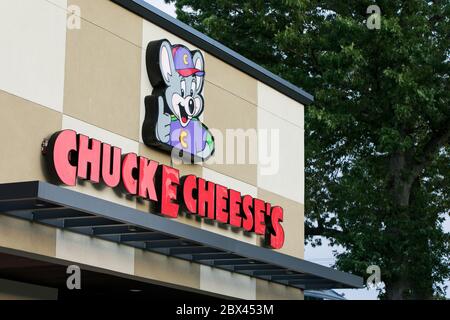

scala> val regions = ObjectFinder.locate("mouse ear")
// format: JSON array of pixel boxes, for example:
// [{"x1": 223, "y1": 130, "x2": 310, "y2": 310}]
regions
[
  {"x1": 192, "y1": 50, "x2": 205, "y2": 92},
  {"x1": 146, "y1": 39, "x2": 175, "y2": 87},
  {"x1": 159, "y1": 41, "x2": 176, "y2": 86}
]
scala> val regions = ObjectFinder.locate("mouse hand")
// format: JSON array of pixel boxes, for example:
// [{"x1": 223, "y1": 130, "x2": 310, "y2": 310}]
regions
[{"x1": 156, "y1": 96, "x2": 171, "y2": 144}]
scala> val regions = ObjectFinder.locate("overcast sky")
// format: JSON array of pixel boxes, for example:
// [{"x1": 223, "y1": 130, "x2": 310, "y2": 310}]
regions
[{"x1": 145, "y1": 0, "x2": 176, "y2": 17}]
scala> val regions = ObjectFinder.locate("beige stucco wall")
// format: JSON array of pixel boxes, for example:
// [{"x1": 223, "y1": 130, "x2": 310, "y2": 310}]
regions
[{"x1": 0, "y1": 0, "x2": 305, "y2": 300}]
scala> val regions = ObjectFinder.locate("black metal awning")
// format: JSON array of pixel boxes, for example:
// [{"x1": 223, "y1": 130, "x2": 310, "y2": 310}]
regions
[{"x1": 0, "y1": 181, "x2": 363, "y2": 290}]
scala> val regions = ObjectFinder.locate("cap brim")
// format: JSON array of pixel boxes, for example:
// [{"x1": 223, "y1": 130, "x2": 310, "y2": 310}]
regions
[{"x1": 177, "y1": 68, "x2": 205, "y2": 77}]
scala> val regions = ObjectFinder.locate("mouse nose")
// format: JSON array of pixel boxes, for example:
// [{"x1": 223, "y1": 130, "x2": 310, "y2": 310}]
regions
[{"x1": 187, "y1": 98, "x2": 195, "y2": 115}]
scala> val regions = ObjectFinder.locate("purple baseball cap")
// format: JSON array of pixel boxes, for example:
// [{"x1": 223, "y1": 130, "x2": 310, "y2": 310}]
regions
[{"x1": 172, "y1": 46, "x2": 205, "y2": 77}]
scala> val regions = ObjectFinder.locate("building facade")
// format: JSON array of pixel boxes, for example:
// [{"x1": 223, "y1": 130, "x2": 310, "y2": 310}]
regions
[{"x1": 0, "y1": 0, "x2": 361, "y2": 300}]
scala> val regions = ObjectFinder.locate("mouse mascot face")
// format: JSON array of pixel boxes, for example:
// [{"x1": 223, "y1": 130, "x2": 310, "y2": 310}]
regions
[{"x1": 142, "y1": 39, "x2": 214, "y2": 163}]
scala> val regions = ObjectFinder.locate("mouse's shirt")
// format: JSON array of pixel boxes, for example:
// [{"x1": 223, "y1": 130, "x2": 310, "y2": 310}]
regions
[{"x1": 169, "y1": 116, "x2": 209, "y2": 155}]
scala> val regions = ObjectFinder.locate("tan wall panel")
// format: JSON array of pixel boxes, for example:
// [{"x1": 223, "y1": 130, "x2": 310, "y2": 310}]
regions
[
  {"x1": 257, "y1": 82, "x2": 304, "y2": 127},
  {"x1": 204, "y1": 53, "x2": 257, "y2": 105},
  {"x1": 0, "y1": 0, "x2": 67, "y2": 112},
  {"x1": 142, "y1": 19, "x2": 202, "y2": 52},
  {"x1": 256, "y1": 102, "x2": 304, "y2": 204},
  {"x1": 0, "y1": 90, "x2": 62, "y2": 183},
  {"x1": 139, "y1": 142, "x2": 172, "y2": 167},
  {"x1": 0, "y1": 216, "x2": 56, "y2": 258},
  {"x1": 56, "y1": 230, "x2": 135, "y2": 275},
  {"x1": 69, "y1": 0, "x2": 143, "y2": 46},
  {"x1": 0, "y1": 278, "x2": 58, "y2": 300},
  {"x1": 202, "y1": 82, "x2": 257, "y2": 186},
  {"x1": 134, "y1": 248, "x2": 200, "y2": 290},
  {"x1": 256, "y1": 279, "x2": 303, "y2": 300},
  {"x1": 172, "y1": 162, "x2": 203, "y2": 179},
  {"x1": 257, "y1": 188, "x2": 304, "y2": 259},
  {"x1": 64, "y1": 19, "x2": 141, "y2": 140},
  {"x1": 200, "y1": 265, "x2": 256, "y2": 299}
]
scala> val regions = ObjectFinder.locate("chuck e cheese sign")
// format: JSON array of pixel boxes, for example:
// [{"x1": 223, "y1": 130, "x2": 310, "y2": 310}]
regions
[{"x1": 42, "y1": 40, "x2": 285, "y2": 250}]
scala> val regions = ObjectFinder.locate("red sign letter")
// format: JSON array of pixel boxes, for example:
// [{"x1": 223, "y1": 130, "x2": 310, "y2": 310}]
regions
[
  {"x1": 48, "y1": 130, "x2": 77, "y2": 186},
  {"x1": 138, "y1": 156, "x2": 158, "y2": 201},
  {"x1": 229, "y1": 189, "x2": 242, "y2": 228},
  {"x1": 215, "y1": 184, "x2": 229, "y2": 224},
  {"x1": 197, "y1": 178, "x2": 215, "y2": 220},
  {"x1": 241, "y1": 195, "x2": 254, "y2": 232},
  {"x1": 77, "y1": 134, "x2": 101, "y2": 183},
  {"x1": 122, "y1": 153, "x2": 138, "y2": 195},
  {"x1": 159, "y1": 165, "x2": 179, "y2": 218},
  {"x1": 181, "y1": 175, "x2": 197, "y2": 214},
  {"x1": 267, "y1": 206, "x2": 285, "y2": 249},
  {"x1": 253, "y1": 198, "x2": 266, "y2": 235},
  {"x1": 102, "y1": 144, "x2": 122, "y2": 188}
]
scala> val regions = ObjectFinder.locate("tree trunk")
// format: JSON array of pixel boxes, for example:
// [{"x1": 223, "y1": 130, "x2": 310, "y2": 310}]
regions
[
  {"x1": 385, "y1": 279, "x2": 411, "y2": 300},
  {"x1": 385, "y1": 152, "x2": 414, "y2": 300},
  {"x1": 385, "y1": 152, "x2": 436, "y2": 299},
  {"x1": 389, "y1": 152, "x2": 412, "y2": 207}
]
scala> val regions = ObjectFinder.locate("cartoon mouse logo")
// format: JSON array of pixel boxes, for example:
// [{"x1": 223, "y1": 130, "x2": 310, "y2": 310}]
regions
[{"x1": 142, "y1": 39, "x2": 214, "y2": 162}]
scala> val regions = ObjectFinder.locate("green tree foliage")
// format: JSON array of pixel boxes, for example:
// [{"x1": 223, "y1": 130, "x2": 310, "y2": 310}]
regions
[{"x1": 165, "y1": 0, "x2": 450, "y2": 299}]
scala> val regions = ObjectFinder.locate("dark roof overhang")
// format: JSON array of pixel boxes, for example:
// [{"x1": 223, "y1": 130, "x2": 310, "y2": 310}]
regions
[{"x1": 0, "y1": 181, "x2": 363, "y2": 290}]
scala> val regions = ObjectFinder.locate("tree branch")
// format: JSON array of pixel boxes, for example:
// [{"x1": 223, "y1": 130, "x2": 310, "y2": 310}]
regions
[
  {"x1": 410, "y1": 125, "x2": 450, "y2": 181},
  {"x1": 305, "y1": 224, "x2": 343, "y2": 238}
]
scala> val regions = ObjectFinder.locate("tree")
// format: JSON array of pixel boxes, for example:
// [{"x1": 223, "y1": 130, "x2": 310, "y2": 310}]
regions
[{"x1": 165, "y1": 0, "x2": 450, "y2": 299}]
